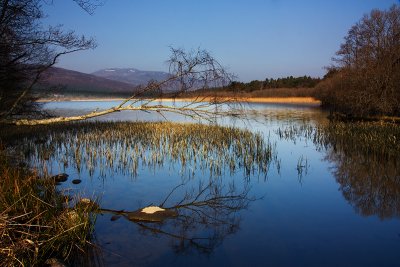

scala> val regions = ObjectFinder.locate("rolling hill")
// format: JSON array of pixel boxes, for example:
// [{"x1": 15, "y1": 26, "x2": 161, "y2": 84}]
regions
[
  {"x1": 92, "y1": 68, "x2": 170, "y2": 86},
  {"x1": 37, "y1": 67, "x2": 137, "y2": 97}
]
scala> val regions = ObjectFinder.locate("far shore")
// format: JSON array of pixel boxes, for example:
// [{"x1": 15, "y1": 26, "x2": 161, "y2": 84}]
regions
[{"x1": 37, "y1": 96, "x2": 321, "y2": 106}]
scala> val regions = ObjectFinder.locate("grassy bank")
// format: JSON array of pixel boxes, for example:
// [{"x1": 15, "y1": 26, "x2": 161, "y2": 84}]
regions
[
  {"x1": 0, "y1": 146, "x2": 98, "y2": 266},
  {"x1": 36, "y1": 88, "x2": 321, "y2": 106}
]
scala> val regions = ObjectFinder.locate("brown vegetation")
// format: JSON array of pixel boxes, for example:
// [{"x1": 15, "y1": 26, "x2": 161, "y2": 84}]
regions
[
  {"x1": 0, "y1": 146, "x2": 98, "y2": 266},
  {"x1": 315, "y1": 5, "x2": 400, "y2": 118}
]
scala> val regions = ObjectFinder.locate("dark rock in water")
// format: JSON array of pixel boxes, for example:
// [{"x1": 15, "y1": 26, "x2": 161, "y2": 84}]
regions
[
  {"x1": 51, "y1": 173, "x2": 69, "y2": 183},
  {"x1": 111, "y1": 215, "x2": 121, "y2": 221},
  {"x1": 72, "y1": 179, "x2": 82, "y2": 184}
]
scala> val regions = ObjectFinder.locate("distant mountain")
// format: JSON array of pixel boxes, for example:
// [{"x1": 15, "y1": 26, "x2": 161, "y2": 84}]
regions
[
  {"x1": 92, "y1": 68, "x2": 170, "y2": 86},
  {"x1": 37, "y1": 67, "x2": 136, "y2": 96}
]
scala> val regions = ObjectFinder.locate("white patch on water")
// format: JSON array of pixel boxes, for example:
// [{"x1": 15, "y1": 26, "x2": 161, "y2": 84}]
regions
[{"x1": 141, "y1": 206, "x2": 165, "y2": 214}]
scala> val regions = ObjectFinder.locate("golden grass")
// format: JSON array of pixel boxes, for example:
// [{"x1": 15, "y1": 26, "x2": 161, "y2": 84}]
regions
[
  {"x1": 233, "y1": 97, "x2": 321, "y2": 105},
  {"x1": 10, "y1": 121, "x2": 273, "y2": 179},
  {"x1": 37, "y1": 96, "x2": 321, "y2": 105}
]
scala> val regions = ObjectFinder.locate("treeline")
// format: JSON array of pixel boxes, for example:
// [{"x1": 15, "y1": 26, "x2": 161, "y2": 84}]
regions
[
  {"x1": 223, "y1": 75, "x2": 320, "y2": 93},
  {"x1": 264, "y1": 76, "x2": 320, "y2": 89},
  {"x1": 177, "y1": 76, "x2": 319, "y2": 99},
  {"x1": 315, "y1": 5, "x2": 400, "y2": 118}
]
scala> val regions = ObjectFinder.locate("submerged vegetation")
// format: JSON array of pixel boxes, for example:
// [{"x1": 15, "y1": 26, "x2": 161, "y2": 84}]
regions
[{"x1": 0, "y1": 146, "x2": 98, "y2": 266}]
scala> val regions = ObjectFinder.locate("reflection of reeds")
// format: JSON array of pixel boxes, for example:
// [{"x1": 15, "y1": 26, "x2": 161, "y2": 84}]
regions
[
  {"x1": 296, "y1": 155, "x2": 308, "y2": 184},
  {"x1": 318, "y1": 122, "x2": 400, "y2": 161},
  {"x1": 8, "y1": 121, "x2": 273, "y2": 179},
  {"x1": 276, "y1": 121, "x2": 400, "y2": 218},
  {"x1": 277, "y1": 121, "x2": 400, "y2": 162}
]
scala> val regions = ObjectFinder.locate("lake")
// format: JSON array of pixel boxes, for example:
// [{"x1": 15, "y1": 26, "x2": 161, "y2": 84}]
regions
[{"x1": 11, "y1": 101, "x2": 400, "y2": 266}]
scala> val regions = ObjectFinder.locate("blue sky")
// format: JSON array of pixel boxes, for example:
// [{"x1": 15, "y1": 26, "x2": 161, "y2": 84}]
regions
[{"x1": 44, "y1": 0, "x2": 398, "y2": 81}]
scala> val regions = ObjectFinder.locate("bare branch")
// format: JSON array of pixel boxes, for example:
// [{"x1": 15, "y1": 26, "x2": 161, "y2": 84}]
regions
[
  {"x1": 0, "y1": 0, "x2": 97, "y2": 119},
  {"x1": 72, "y1": 0, "x2": 104, "y2": 15},
  {"x1": 4, "y1": 47, "x2": 240, "y2": 125}
]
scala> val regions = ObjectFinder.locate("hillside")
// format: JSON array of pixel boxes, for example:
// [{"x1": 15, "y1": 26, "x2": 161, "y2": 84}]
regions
[
  {"x1": 92, "y1": 68, "x2": 170, "y2": 86},
  {"x1": 37, "y1": 67, "x2": 137, "y2": 97}
]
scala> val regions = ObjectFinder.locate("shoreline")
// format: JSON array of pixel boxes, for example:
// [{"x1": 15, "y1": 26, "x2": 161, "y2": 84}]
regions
[{"x1": 37, "y1": 96, "x2": 321, "y2": 106}]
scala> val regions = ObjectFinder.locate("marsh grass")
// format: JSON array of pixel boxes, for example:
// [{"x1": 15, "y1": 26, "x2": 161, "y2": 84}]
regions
[
  {"x1": 0, "y1": 121, "x2": 274, "y2": 264},
  {"x1": 0, "y1": 146, "x2": 98, "y2": 266},
  {"x1": 319, "y1": 122, "x2": 400, "y2": 160},
  {"x1": 316, "y1": 122, "x2": 400, "y2": 219},
  {"x1": 277, "y1": 121, "x2": 400, "y2": 218},
  {"x1": 4, "y1": 121, "x2": 273, "y2": 180},
  {"x1": 277, "y1": 121, "x2": 400, "y2": 161}
]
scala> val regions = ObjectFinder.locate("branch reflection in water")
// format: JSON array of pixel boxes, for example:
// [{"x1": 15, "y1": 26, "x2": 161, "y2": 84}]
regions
[
  {"x1": 2, "y1": 121, "x2": 273, "y2": 259},
  {"x1": 100, "y1": 178, "x2": 256, "y2": 254}
]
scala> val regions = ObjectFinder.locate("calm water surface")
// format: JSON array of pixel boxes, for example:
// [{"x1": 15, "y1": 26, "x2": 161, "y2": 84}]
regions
[{"x1": 28, "y1": 101, "x2": 400, "y2": 266}]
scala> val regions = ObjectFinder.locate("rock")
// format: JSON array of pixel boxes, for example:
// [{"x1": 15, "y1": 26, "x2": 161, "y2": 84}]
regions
[
  {"x1": 51, "y1": 173, "x2": 69, "y2": 183},
  {"x1": 75, "y1": 198, "x2": 99, "y2": 210},
  {"x1": 72, "y1": 179, "x2": 81, "y2": 184},
  {"x1": 79, "y1": 198, "x2": 92, "y2": 204},
  {"x1": 141, "y1": 206, "x2": 165, "y2": 214},
  {"x1": 126, "y1": 206, "x2": 178, "y2": 222}
]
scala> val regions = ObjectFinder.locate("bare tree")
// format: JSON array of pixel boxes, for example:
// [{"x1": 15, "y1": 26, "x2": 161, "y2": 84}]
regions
[
  {"x1": 0, "y1": 0, "x2": 97, "y2": 119},
  {"x1": 316, "y1": 4, "x2": 400, "y2": 117}
]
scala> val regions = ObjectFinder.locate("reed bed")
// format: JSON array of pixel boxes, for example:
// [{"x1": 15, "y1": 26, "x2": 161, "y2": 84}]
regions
[
  {"x1": 317, "y1": 122, "x2": 400, "y2": 219},
  {"x1": 0, "y1": 146, "x2": 98, "y2": 266},
  {"x1": 320, "y1": 122, "x2": 400, "y2": 156},
  {"x1": 276, "y1": 121, "x2": 400, "y2": 161},
  {"x1": 5, "y1": 121, "x2": 273, "y2": 179},
  {"x1": 0, "y1": 121, "x2": 274, "y2": 265},
  {"x1": 276, "y1": 121, "x2": 400, "y2": 218}
]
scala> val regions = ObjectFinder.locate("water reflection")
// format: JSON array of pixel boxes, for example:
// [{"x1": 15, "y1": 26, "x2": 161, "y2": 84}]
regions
[
  {"x1": 2, "y1": 121, "x2": 270, "y2": 263},
  {"x1": 3, "y1": 102, "x2": 400, "y2": 266},
  {"x1": 6, "y1": 121, "x2": 273, "y2": 179},
  {"x1": 278, "y1": 122, "x2": 400, "y2": 219},
  {"x1": 101, "y1": 178, "x2": 254, "y2": 254}
]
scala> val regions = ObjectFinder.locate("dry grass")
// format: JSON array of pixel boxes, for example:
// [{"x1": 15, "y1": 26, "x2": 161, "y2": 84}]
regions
[
  {"x1": 5, "y1": 121, "x2": 273, "y2": 179},
  {"x1": 36, "y1": 87, "x2": 320, "y2": 105},
  {"x1": 0, "y1": 146, "x2": 98, "y2": 266},
  {"x1": 234, "y1": 97, "x2": 320, "y2": 105}
]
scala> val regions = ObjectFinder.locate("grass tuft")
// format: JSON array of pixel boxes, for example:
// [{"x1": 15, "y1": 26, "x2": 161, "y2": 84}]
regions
[{"x1": 0, "y1": 146, "x2": 97, "y2": 266}]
